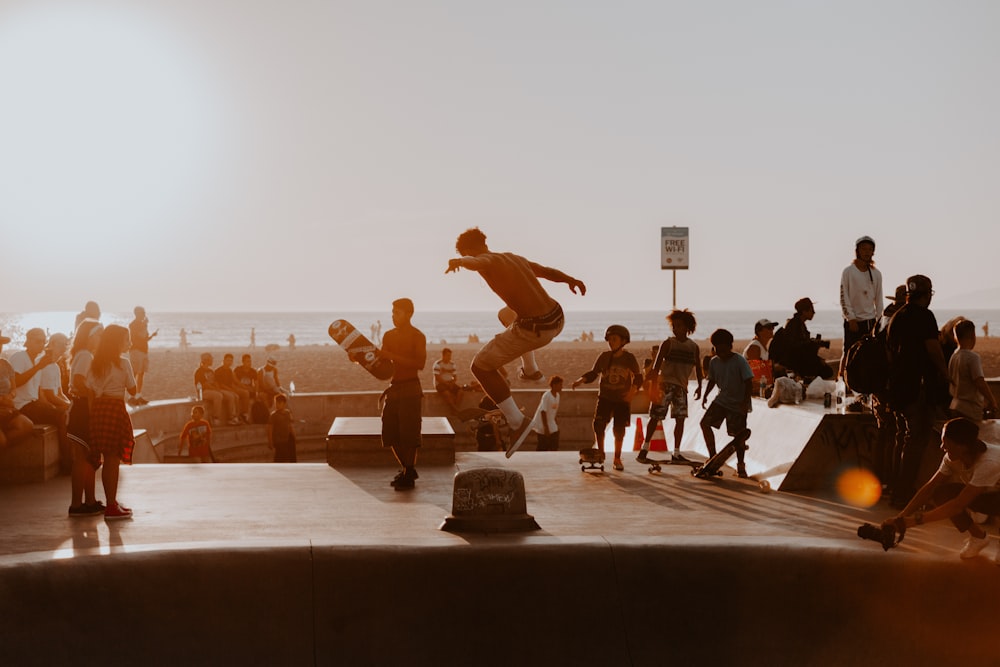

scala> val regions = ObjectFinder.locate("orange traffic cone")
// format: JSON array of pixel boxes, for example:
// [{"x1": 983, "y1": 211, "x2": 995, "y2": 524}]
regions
[
  {"x1": 649, "y1": 421, "x2": 668, "y2": 452},
  {"x1": 632, "y1": 417, "x2": 644, "y2": 451}
]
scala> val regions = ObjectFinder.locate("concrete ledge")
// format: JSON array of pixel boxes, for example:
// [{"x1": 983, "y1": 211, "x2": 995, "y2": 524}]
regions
[
  {"x1": 0, "y1": 426, "x2": 60, "y2": 484},
  {"x1": 327, "y1": 416, "x2": 456, "y2": 465},
  {"x1": 2, "y1": 539, "x2": 998, "y2": 666}
]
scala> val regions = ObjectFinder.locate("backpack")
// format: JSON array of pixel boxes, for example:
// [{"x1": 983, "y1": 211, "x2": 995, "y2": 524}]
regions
[
  {"x1": 768, "y1": 326, "x2": 790, "y2": 366},
  {"x1": 844, "y1": 329, "x2": 889, "y2": 394}
]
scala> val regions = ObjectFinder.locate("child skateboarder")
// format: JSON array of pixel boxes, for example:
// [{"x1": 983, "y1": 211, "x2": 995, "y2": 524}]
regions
[
  {"x1": 637, "y1": 309, "x2": 703, "y2": 464},
  {"x1": 700, "y1": 329, "x2": 754, "y2": 478},
  {"x1": 572, "y1": 325, "x2": 643, "y2": 471}
]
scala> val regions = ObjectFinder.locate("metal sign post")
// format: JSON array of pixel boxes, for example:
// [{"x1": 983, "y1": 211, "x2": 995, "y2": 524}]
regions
[{"x1": 661, "y1": 226, "x2": 689, "y2": 309}]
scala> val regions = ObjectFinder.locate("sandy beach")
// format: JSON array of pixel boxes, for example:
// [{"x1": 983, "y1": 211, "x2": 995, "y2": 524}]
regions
[{"x1": 132, "y1": 337, "x2": 1000, "y2": 402}]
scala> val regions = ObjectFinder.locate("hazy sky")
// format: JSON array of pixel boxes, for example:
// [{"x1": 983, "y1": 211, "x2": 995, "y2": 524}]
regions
[{"x1": 2, "y1": 0, "x2": 998, "y2": 315}]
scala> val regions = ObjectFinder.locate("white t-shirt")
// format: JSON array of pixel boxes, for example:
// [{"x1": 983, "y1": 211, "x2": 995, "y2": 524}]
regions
[
  {"x1": 949, "y1": 349, "x2": 986, "y2": 421},
  {"x1": 530, "y1": 389, "x2": 560, "y2": 434},
  {"x1": 938, "y1": 443, "x2": 1000, "y2": 489},
  {"x1": 9, "y1": 350, "x2": 41, "y2": 409},
  {"x1": 86, "y1": 357, "x2": 137, "y2": 399},
  {"x1": 742, "y1": 339, "x2": 769, "y2": 361},
  {"x1": 39, "y1": 363, "x2": 65, "y2": 399},
  {"x1": 433, "y1": 359, "x2": 457, "y2": 385}
]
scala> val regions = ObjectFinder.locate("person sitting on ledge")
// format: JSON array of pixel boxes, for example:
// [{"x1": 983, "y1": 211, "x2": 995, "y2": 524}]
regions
[
  {"x1": 884, "y1": 417, "x2": 1000, "y2": 563},
  {"x1": 770, "y1": 298, "x2": 834, "y2": 380}
]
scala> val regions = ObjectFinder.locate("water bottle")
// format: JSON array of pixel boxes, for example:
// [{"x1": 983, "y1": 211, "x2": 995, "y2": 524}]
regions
[
  {"x1": 196, "y1": 382, "x2": 203, "y2": 401},
  {"x1": 835, "y1": 379, "x2": 846, "y2": 414},
  {"x1": 289, "y1": 380, "x2": 296, "y2": 395}
]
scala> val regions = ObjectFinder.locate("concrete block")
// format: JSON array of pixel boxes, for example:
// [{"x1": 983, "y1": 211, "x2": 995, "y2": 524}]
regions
[
  {"x1": 0, "y1": 426, "x2": 60, "y2": 484},
  {"x1": 326, "y1": 416, "x2": 455, "y2": 466}
]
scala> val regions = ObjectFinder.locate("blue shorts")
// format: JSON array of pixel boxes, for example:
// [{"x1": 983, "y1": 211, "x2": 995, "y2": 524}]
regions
[{"x1": 700, "y1": 401, "x2": 747, "y2": 438}]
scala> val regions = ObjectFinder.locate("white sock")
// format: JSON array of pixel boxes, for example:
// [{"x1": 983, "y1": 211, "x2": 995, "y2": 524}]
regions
[
  {"x1": 520, "y1": 352, "x2": 539, "y2": 374},
  {"x1": 498, "y1": 398, "x2": 523, "y2": 428}
]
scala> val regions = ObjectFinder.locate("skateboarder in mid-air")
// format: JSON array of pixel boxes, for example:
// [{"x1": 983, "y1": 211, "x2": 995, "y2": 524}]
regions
[
  {"x1": 445, "y1": 227, "x2": 586, "y2": 457},
  {"x1": 700, "y1": 329, "x2": 754, "y2": 478}
]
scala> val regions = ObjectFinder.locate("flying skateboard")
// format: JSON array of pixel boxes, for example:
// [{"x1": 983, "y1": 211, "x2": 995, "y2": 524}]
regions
[
  {"x1": 691, "y1": 429, "x2": 752, "y2": 479},
  {"x1": 643, "y1": 451, "x2": 700, "y2": 473},
  {"x1": 328, "y1": 319, "x2": 394, "y2": 380},
  {"x1": 579, "y1": 448, "x2": 605, "y2": 472}
]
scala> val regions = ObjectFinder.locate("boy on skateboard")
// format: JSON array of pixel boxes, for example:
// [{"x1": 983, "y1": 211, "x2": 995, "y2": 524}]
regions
[
  {"x1": 445, "y1": 227, "x2": 586, "y2": 457},
  {"x1": 700, "y1": 329, "x2": 754, "y2": 478},
  {"x1": 572, "y1": 325, "x2": 643, "y2": 471},
  {"x1": 636, "y1": 309, "x2": 703, "y2": 464}
]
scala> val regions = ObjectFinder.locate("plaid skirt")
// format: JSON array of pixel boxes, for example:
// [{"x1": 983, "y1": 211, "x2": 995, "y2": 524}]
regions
[{"x1": 89, "y1": 397, "x2": 135, "y2": 464}]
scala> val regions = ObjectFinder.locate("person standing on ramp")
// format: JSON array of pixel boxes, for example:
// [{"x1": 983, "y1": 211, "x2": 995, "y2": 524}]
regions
[
  {"x1": 445, "y1": 227, "x2": 586, "y2": 457},
  {"x1": 380, "y1": 298, "x2": 427, "y2": 490}
]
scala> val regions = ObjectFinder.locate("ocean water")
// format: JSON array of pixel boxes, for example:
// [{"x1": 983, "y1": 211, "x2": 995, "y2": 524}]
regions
[{"x1": 2, "y1": 308, "x2": 998, "y2": 350}]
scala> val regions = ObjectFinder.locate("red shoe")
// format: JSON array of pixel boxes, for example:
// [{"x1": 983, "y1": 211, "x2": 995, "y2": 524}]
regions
[{"x1": 104, "y1": 503, "x2": 133, "y2": 521}]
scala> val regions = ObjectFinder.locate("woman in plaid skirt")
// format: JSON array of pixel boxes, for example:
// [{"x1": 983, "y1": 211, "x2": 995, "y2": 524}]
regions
[{"x1": 86, "y1": 324, "x2": 137, "y2": 521}]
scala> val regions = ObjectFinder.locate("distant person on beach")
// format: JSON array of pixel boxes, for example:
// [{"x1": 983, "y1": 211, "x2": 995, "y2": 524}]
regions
[
  {"x1": 948, "y1": 320, "x2": 998, "y2": 422},
  {"x1": 572, "y1": 325, "x2": 643, "y2": 472},
  {"x1": 194, "y1": 353, "x2": 239, "y2": 426},
  {"x1": 86, "y1": 324, "x2": 137, "y2": 520},
  {"x1": 0, "y1": 330, "x2": 34, "y2": 450},
  {"x1": 770, "y1": 298, "x2": 834, "y2": 380},
  {"x1": 445, "y1": 227, "x2": 586, "y2": 456},
  {"x1": 530, "y1": 375, "x2": 563, "y2": 451},
  {"x1": 268, "y1": 393, "x2": 296, "y2": 463},
  {"x1": 884, "y1": 417, "x2": 1000, "y2": 563},
  {"x1": 637, "y1": 310, "x2": 703, "y2": 464},
  {"x1": 216, "y1": 353, "x2": 251, "y2": 423},
  {"x1": 700, "y1": 328, "x2": 753, "y2": 478},
  {"x1": 179, "y1": 328, "x2": 189, "y2": 351},
  {"x1": 432, "y1": 347, "x2": 463, "y2": 412},
  {"x1": 250, "y1": 328, "x2": 256, "y2": 350},
  {"x1": 839, "y1": 236, "x2": 883, "y2": 378},
  {"x1": 179, "y1": 405, "x2": 214, "y2": 463},
  {"x1": 67, "y1": 320, "x2": 104, "y2": 516},
  {"x1": 287, "y1": 334, "x2": 296, "y2": 351},
  {"x1": 74, "y1": 301, "x2": 101, "y2": 331},
  {"x1": 744, "y1": 318, "x2": 777, "y2": 394},
  {"x1": 127, "y1": 306, "x2": 158, "y2": 406},
  {"x1": 379, "y1": 298, "x2": 426, "y2": 490},
  {"x1": 886, "y1": 274, "x2": 951, "y2": 509}
]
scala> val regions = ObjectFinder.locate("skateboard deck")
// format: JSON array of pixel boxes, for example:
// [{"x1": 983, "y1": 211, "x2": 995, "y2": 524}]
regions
[
  {"x1": 692, "y1": 429, "x2": 751, "y2": 479},
  {"x1": 328, "y1": 319, "x2": 394, "y2": 380},
  {"x1": 645, "y1": 452, "x2": 700, "y2": 473},
  {"x1": 578, "y1": 448, "x2": 605, "y2": 472}
]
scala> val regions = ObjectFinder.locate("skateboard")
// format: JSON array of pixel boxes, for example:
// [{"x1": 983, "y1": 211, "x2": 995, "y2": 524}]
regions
[
  {"x1": 328, "y1": 319, "x2": 394, "y2": 380},
  {"x1": 691, "y1": 429, "x2": 751, "y2": 479},
  {"x1": 579, "y1": 448, "x2": 606, "y2": 472},
  {"x1": 645, "y1": 452, "x2": 700, "y2": 473}
]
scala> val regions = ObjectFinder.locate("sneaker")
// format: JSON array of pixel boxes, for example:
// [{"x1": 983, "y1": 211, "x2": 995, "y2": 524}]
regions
[
  {"x1": 104, "y1": 503, "x2": 133, "y2": 521},
  {"x1": 68, "y1": 502, "x2": 104, "y2": 517},
  {"x1": 389, "y1": 469, "x2": 420, "y2": 487},
  {"x1": 736, "y1": 463, "x2": 748, "y2": 479},
  {"x1": 518, "y1": 368, "x2": 544, "y2": 382},
  {"x1": 504, "y1": 414, "x2": 532, "y2": 458},
  {"x1": 636, "y1": 451, "x2": 650, "y2": 464},
  {"x1": 960, "y1": 533, "x2": 990, "y2": 559}
]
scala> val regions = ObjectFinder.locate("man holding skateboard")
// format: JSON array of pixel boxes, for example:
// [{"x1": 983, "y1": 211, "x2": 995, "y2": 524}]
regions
[
  {"x1": 380, "y1": 298, "x2": 427, "y2": 490},
  {"x1": 445, "y1": 227, "x2": 586, "y2": 457}
]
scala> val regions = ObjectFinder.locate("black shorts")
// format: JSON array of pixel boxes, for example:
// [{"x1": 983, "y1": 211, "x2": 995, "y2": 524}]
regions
[
  {"x1": 381, "y1": 381, "x2": 423, "y2": 449},
  {"x1": 594, "y1": 397, "x2": 631, "y2": 432}
]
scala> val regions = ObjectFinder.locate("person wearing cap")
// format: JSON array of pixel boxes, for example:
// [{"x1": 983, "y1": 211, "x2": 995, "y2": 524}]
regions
[
  {"x1": 744, "y1": 318, "x2": 777, "y2": 394},
  {"x1": 0, "y1": 330, "x2": 34, "y2": 449},
  {"x1": 257, "y1": 356, "x2": 285, "y2": 409},
  {"x1": 772, "y1": 298, "x2": 834, "y2": 380},
  {"x1": 839, "y1": 236, "x2": 883, "y2": 378},
  {"x1": 885, "y1": 273, "x2": 950, "y2": 508},
  {"x1": 884, "y1": 417, "x2": 1000, "y2": 562}
]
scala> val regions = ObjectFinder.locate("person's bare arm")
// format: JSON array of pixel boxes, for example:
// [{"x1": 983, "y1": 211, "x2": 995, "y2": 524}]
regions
[{"x1": 528, "y1": 261, "x2": 586, "y2": 295}]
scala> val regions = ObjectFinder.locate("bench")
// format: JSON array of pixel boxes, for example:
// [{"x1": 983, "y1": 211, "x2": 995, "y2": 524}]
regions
[
  {"x1": 326, "y1": 417, "x2": 455, "y2": 466},
  {"x1": 0, "y1": 425, "x2": 61, "y2": 483}
]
